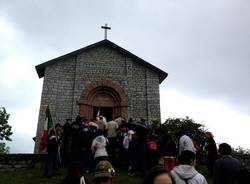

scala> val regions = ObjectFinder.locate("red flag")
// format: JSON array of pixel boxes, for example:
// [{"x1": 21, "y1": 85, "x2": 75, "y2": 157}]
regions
[{"x1": 38, "y1": 105, "x2": 53, "y2": 152}]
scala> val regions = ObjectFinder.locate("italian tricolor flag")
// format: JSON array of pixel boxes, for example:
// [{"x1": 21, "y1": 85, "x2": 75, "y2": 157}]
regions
[{"x1": 38, "y1": 105, "x2": 54, "y2": 152}]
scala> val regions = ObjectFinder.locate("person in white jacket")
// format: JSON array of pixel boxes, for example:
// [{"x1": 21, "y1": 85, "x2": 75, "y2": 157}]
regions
[
  {"x1": 171, "y1": 150, "x2": 208, "y2": 184},
  {"x1": 91, "y1": 130, "x2": 109, "y2": 166}
]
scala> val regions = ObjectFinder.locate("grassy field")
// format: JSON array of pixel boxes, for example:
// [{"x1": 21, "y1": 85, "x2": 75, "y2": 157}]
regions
[
  {"x1": 0, "y1": 163, "x2": 211, "y2": 184},
  {"x1": 0, "y1": 164, "x2": 143, "y2": 184}
]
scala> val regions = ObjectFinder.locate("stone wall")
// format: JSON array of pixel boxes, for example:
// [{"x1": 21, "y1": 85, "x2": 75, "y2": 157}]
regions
[
  {"x1": 35, "y1": 57, "x2": 76, "y2": 152},
  {"x1": 1, "y1": 153, "x2": 250, "y2": 174},
  {"x1": 0, "y1": 154, "x2": 46, "y2": 171}
]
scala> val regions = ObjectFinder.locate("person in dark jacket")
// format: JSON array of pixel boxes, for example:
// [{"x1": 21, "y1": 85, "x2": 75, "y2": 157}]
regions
[
  {"x1": 213, "y1": 143, "x2": 241, "y2": 184},
  {"x1": 43, "y1": 129, "x2": 60, "y2": 177},
  {"x1": 71, "y1": 115, "x2": 82, "y2": 162},
  {"x1": 61, "y1": 161, "x2": 87, "y2": 184},
  {"x1": 205, "y1": 132, "x2": 217, "y2": 174},
  {"x1": 61, "y1": 119, "x2": 72, "y2": 166}
]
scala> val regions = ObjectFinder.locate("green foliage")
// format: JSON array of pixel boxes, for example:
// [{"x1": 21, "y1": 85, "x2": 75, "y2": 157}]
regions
[
  {"x1": 233, "y1": 146, "x2": 250, "y2": 155},
  {"x1": 150, "y1": 119, "x2": 162, "y2": 128},
  {"x1": 152, "y1": 116, "x2": 207, "y2": 145},
  {"x1": 0, "y1": 107, "x2": 13, "y2": 141},
  {"x1": 0, "y1": 142, "x2": 10, "y2": 154}
]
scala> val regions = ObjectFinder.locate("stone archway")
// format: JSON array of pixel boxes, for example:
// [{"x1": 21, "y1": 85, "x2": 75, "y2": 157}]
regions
[{"x1": 79, "y1": 80, "x2": 128, "y2": 120}]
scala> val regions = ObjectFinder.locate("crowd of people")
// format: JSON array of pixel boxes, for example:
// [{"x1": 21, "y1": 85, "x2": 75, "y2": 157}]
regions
[{"x1": 42, "y1": 115, "x2": 243, "y2": 184}]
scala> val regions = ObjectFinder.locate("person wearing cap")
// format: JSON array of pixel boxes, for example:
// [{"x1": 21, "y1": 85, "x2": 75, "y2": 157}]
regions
[{"x1": 94, "y1": 160, "x2": 115, "y2": 184}]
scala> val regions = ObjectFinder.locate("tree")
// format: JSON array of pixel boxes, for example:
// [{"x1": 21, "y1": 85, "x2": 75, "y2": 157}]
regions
[
  {"x1": 0, "y1": 107, "x2": 13, "y2": 153},
  {"x1": 164, "y1": 117, "x2": 206, "y2": 144},
  {"x1": 152, "y1": 116, "x2": 207, "y2": 146},
  {"x1": 0, "y1": 142, "x2": 10, "y2": 154},
  {"x1": 233, "y1": 146, "x2": 250, "y2": 155}
]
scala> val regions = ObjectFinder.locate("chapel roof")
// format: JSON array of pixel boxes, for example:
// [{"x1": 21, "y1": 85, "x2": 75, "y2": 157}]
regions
[{"x1": 35, "y1": 39, "x2": 168, "y2": 83}]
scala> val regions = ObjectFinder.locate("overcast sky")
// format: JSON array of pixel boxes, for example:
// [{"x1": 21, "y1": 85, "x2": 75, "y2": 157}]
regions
[{"x1": 1, "y1": 0, "x2": 250, "y2": 153}]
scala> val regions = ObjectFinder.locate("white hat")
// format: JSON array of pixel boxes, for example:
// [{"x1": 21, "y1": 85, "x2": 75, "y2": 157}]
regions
[{"x1": 128, "y1": 130, "x2": 135, "y2": 134}]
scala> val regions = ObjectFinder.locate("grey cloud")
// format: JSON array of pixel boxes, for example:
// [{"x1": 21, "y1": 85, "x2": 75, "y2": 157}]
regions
[
  {"x1": 0, "y1": 82, "x2": 40, "y2": 110},
  {"x1": 8, "y1": 132, "x2": 35, "y2": 153}
]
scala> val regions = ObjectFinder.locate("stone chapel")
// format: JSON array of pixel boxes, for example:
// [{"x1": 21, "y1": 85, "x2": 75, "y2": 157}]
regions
[{"x1": 35, "y1": 39, "x2": 167, "y2": 151}]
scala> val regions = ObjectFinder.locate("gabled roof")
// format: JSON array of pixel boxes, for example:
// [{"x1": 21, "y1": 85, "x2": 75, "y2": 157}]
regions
[{"x1": 35, "y1": 39, "x2": 168, "y2": 83}]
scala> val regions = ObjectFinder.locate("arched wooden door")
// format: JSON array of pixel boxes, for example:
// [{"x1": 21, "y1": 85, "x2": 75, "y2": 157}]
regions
[{"x1": 79, "y1": 80, "x2": 128, "y2": 121}]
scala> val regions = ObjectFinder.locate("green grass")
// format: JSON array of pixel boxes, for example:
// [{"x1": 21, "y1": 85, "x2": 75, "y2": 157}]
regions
[
  {"x1": 0, "y1": 164, "x2": 143, "y2": 184},
  {"x1": 0, "y1": 165, "x2": 66, "y2": 184},
  {"x1": 0, "y1": 163, "x2": 211, "y2": 184}
]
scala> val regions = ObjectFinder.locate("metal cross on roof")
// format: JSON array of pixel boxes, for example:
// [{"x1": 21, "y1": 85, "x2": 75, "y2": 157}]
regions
[{"x1": 101, "y1": 24, "x2": 111, "y2": 39}]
